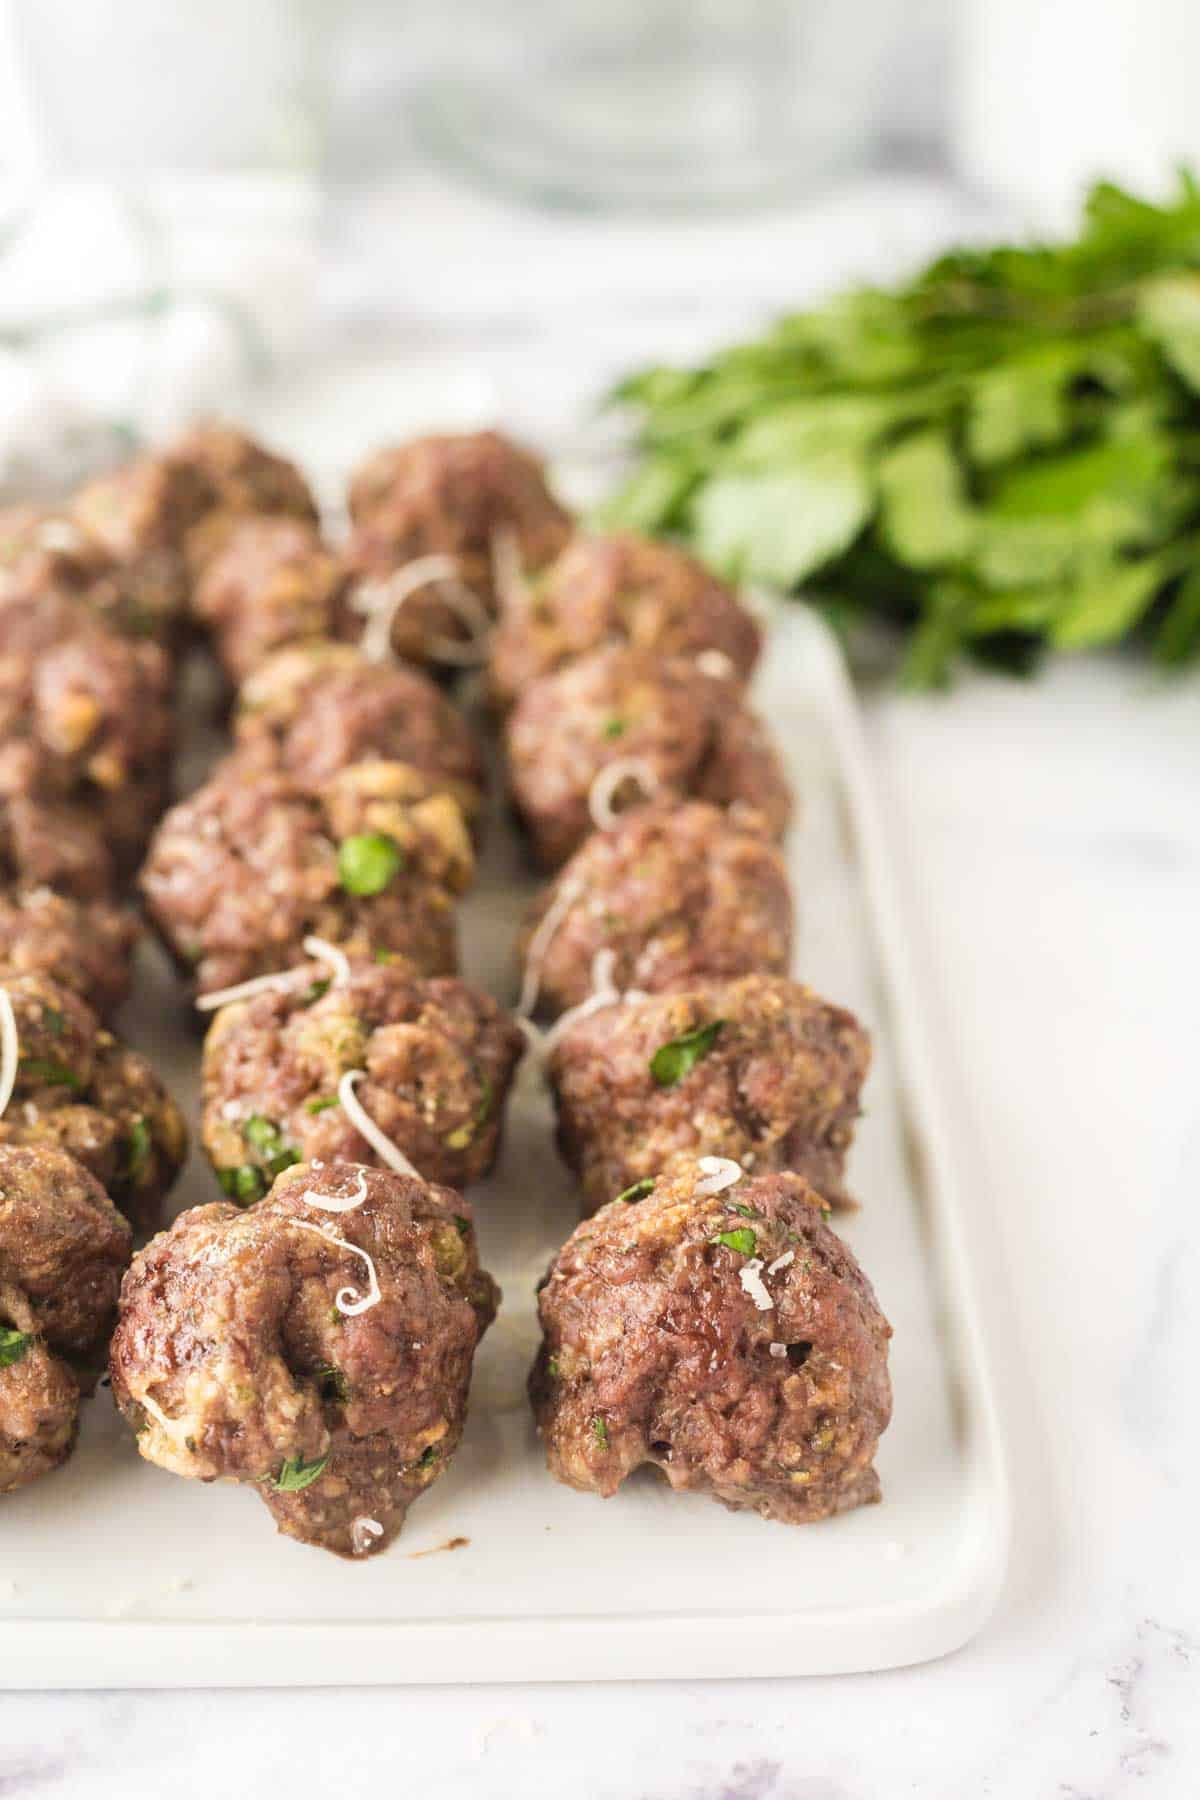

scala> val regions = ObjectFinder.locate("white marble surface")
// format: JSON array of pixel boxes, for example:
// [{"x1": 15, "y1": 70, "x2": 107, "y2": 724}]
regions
[{"x1": 4, "y1": 173, "x2": 1200, "y2": 1797}]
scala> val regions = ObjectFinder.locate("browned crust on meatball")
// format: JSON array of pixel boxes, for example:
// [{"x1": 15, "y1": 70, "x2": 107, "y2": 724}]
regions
[
  {"x1": 0, "y1": 503, "x2": 185, "y2": 646},
  {"x1": 110, "y1": 1161, "x2": 498, "y2": 1557},
  {"x1": 530, "y1": 1164, "x2": 891, "y2": 1523},
  {"x1": 171, "y1": 422, "x2": 319, "y2": 575},
  {"x1": 192, "y1": 515, "x2": 349, "y2": 684},
  {"x1": 547, "y1": 973, "x2": 870, "y2": 1214},
  {"x1": 342, "y1": 430, "x2": 571, "y2": 666},
  {"x1": 0, "y1": 975, "x2": 187, "y2": 1234},
  {"x1": 202, "y1": 958, "x2": 524, "y2": 1193},
  {"x1": 140, "y1": 756, "x2": 473, "y2": 999},
  {"x1": 234, "y1": 643, "x2": 485, "y2": 834},
  {"x1": 518, "y1": 800, "x2": 792, "y2": 1017},
  {"x1": 0, "y1": 888, "x2": 140, "y2": 1018},
  {"x1": 489, "y1": 530, "x2": 760, "y2": 712},
  {"x1": 506, "y1": 646, "x2": 792, "y2": 870}
]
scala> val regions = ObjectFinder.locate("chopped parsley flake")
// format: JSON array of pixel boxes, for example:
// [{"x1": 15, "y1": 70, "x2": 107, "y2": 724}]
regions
[
  {"x1": 728, "y1": 1202, "x2": 761, "y2": 1220},
  {"x1": 616, "y1": 1177, "x2": 655, "y2": 1205},
  {"x1": 444, "y1": 1074, "x2": 493, "y2": 1151},
  {"x1": 242, "y1": 1115, "x2": 300, "y2": 1178},
  {"x1": 649, "y1": 1019, "x2": 724, "y2": 1087},
  {"x1": 123, "y1": 1116, "x2": 152, "y2": 1180},
  {"x1": 602, "y1": 716, "x2": 628, "y2": 739},
  {"x1": 0, "y1": 1327, "x2": 32, "y2": 1368},
  {"x1": 305, "y1": 1094, "x2": 339, "y2": 1115},
  {"x1": 272, "y1": 1451, "x2": 330, "y2": 1492},
  {"x1": 591, "y1": 1416, "x2": 610, "y2": 1450},
  {"x1": 18, "y1": 1057, "x2": 83, "y2": 1090},
  {"x1": 712, "y1": 1226, "x2": 757, "y2": 1256}
]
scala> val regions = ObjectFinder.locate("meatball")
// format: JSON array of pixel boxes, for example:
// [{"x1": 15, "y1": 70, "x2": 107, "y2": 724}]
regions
[
  {"x1": 547, "y1": 973, "x2": 869, "y2": 1215},
  {"x1": 0, "y1": 502, "x2": 186, "y2": 646},
  {"x1": 191, "y1": 515, "x2": 349, "y2": 685},
  {"x1": 488, "y1": 530, "x2": 761, "y2": 713},
  {"x1": 518, "y1": 801, "x2": 793, "y2": 1018},
  {"x1": 343, "y1": 430, "x2": 572, "y2": 667},
  {"x1": 15, "y1": 624, "x2": 174, "y2": 869},
  {"x1": 141, "y1": 757, "x2": 473, "y2": 999},
  {"x1": 110, "y1": 1161, "x2": 498, "y2": 1557},
  {"x1": 0, "y1": 975, "x2": 187, "y2": 1234},
  {"x1": 0, "y1": 888, "x2": 140, "y2": 1018},
  {"x1": 235, "y1": 643, "x2": 485, "y2": 836},
  {"x1": 0, "y1": 1142, "x2": 132, "y2": 1493},
  {"x1": 0, "y1": 761, "x2": 115, "y2": 901},
  {"x1": 530, "y1": 1163, "x2": 892, "y2": 1524},
  {"x1": 72, "y1": 450, "x2": 216, "y2": 640},
  {"x1": 202, "y1": 956, "x2": 524, "y2": 1197},
  {"x1": 506, "y1": 646, "x2": 792, "y2": 870},
  {"x1": 169, "y1": 421, "x2": 318, "y2": 574}
]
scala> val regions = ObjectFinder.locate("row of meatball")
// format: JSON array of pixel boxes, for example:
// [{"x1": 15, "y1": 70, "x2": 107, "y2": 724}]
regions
[{"x1": 1, "y1": 422, "x2": 889, "y2": 1557}]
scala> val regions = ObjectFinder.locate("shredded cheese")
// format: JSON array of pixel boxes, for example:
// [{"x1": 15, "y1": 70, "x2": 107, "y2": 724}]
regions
[
  {"x1": 293, "y1": 1218, "x2": 382, "y2": 1317},
  {"x1": 766, "y1": 1250, "x2": 795, "y2": 1276},
  {"x1": 588, "y1": 757, "x2": 658, "y2": 832},
  {"x1": 351, "y1": 1515, "x2": 385, "y2": 1556},
  {"x1": 301, "y1": 935, "x2": 351, "y2": 986},
  {"x1": 337, "y1": 1069, "x2": 420, "y2": 1179},
  {"x1": 300, "y1": 1168, "x2": 369, "y2": 1215},
  {"x1": 694, "y1": 1156, "x2": 742, "y2": 1198},
  {"x1": 738, "y1": 1258, "x2": 774, "y2": 1312},
  {"x1": 351, "y1": 554, "x2": 492, "y2": 666},
  {"x1": 516, "y1": 873, "x2": 583, "y2": 1019},
  {"x1": 0, "y1": 988, "x2": 17, "y2": 1121},
  {"x1": 196, "y1": 939, "x2": 353, "y2": 1013}
]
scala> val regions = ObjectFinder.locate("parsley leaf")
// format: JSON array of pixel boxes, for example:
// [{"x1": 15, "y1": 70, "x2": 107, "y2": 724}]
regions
[
  {"x1": 272, "y1": 1451, "x2": 330, "y2": 1492},
  {"x1": 615, "y1": 1177, "x2": 655, "y2": 1204},
  {"x1": 0, "y1": 1327, "x2": 32, "y2": 1368},
  {"x1": 712, "y1": 1226, "x2": 757, "y2": 1256},
  {"x1": 649, "y1": 1020, "x2": 724, "y2": 1086}
]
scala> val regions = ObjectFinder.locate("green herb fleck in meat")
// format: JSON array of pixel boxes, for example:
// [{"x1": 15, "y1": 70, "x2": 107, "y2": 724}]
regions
[
  {"x1": 302, "y1": 977, "x2": 331, "y2": 1005},
  {"x1": 41, "y1": 1007, "x2": 65, "y2": 1037},
  {"x1": 305, "y1": 1094, "x2": 339, "y2": 1115},
  {"x1": 712, "y1": 1226, "x2": 757, "y2": 1256},
  {"x1": 242, "y1": 1115, "x2": 300, "y2": 1178},
  {"x1": 272, "y1": 1451, "x2": 330, "y2": 1492},
  {"x1": 444, "y1": 1074, "x2": 493, "y2": 1151},
  {"x1": 453, "y1": 1214, "x2": 471, "y2": 1238},
  {"x1": 417, "y1": 1445, "x2": 439, "y2": 1470},
  {"x1": 616, "y1": 1177, "x2": 655, "y2": 1205},
  {"x1": 123, "y1": 1116, "x2": 152, "y2": 1181},
  {"x1": 18, "y1": 1057, "x2": 83, "y2": 1090},
  {"x1": 547, "y1": 1354, "x2": 560, "y2": 1379},
  {"x1": 602, "y1": 715, "x2": 628, "y2": 739},
  {"x1": 729, "y1": 1202, "x2": 761, "y2": 1220},
  {"x1": 217, "y1": 1164, "x2": 268, "y2": 1205},
  {"x1": 649, "y1": 1019, "x2": 724, "y2": 1086},
  {"x1": 317, "y1": 1365, "x2": 348, "y2": 1403},
  {"x1": 0, "y1": 1327, "x2": 33, "y2": 1368},
  {"x1": 591, "y1": 1416, "x2": 610, "y2": 1450},
  {"x1": 338, "y1": 832, "x2": 403, "y2": 896}
]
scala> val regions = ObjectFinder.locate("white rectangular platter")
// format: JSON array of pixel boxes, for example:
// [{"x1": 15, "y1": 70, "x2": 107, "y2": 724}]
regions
[{"x1": 0, "y1": 593, "x2": 1011, "y2": 1688}]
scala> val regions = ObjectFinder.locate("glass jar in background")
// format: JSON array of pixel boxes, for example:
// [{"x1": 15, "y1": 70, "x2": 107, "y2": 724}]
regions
[{"x1": 402, "y1": 0, "x2": 947, "y2": 212}]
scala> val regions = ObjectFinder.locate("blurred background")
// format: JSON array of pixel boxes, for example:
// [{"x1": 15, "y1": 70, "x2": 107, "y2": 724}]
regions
[{"x1": 0, "y1": 0, "x2": 1197, "y2": 482}]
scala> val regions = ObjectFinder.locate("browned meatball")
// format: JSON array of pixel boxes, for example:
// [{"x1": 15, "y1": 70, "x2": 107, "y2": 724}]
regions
[
  {"x1": 0, "y1": 761, "x2": 115, "y2": 901},
  {"x1": 506, "y1": 646, "x2": 792, "y2": 870},
  {"x1": 547, "y1": 973, "x2": 869, "y2": 1214},
  {"x1": 530, "y1": 1163, "x2": 891, "y2": 1524},
  {"x1": 0, "y1": 974, "x2": 187, "y2": 1234},
  {"x1": 518, "y1": 801, "x2": 792, "y2": 1018},
  {"x1": 235, "y1": 643, "x2": 486, "y2": 836},
  {"x1": 170, "y1": 421, "x2": 318, "y2": 574},
  {"x1": 141, "y1": 756, "x2": 473, "y2": 1000},
  {"x1": 0, "y1": 502, "x2": 186, "y2": 646},
  {"x1": 0, "y1": 1142, "x2": 132, "y2": 1493},
  {"x1": 192, "y1": 515, "x2": 349, "y2": 684},
  {"x1": 72, "y1": 450, "x2": 216, "y2": 641},
  {"x1": 0, "y1": 888, "x2": 140, "y2": 1018},
  {"x1": 110, "y1": 1161, "x2": 498, "y2": 1557},
  {"x1": 489, "y1": 530, "x2": 761, "y2": 713},
  {"x1": 343, "y1": 430, "x2": 572, "y2": 667},
  {"x1": 202, "y1": 957, "x2": 524, "y2": 1197}
]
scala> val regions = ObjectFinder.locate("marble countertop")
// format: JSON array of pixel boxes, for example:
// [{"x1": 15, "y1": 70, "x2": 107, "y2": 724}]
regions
[{"x1": 3, "y1": 171, "x2": 1199, "y2": 1799}]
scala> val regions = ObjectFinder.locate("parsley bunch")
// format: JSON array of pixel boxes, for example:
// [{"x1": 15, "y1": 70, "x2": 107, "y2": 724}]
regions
[{"x1": 605, "y1": 175, "x2": 1200, "y2": 685}]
